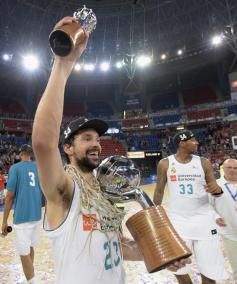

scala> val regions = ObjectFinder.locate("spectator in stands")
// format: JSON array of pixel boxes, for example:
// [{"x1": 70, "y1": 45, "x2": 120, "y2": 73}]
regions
[
  {"x1": 1, "y1": 144, "x2": 43, "y2": 284},
  {"x1": 140, "y1": 139, "x2": 149, "y2": 150},
  {"x1": 0, "y1": 120, "x2": 4, "y2": 131},
  {"x1": 209, "y1": 159, "x2": 237, "y2": 283},
  {"x1": 153, "y1": 130, "x2": 228, "y2": 284}
]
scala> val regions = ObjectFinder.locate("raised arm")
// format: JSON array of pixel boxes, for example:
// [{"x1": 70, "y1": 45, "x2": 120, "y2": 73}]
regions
[
  {"x1": 153, "y1": 159, "x2": 168, "y2": 205},
  {"x1": 200, "y1": 157, "x2": 222, "y2": 195},
  {"x1": 32, "y1": 17, "x2": 88, "y2": 209}
]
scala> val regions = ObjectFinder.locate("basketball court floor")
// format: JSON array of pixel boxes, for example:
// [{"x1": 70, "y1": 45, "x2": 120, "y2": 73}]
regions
[{"x1": 0, "y1": 184, "x2": 235, "y2": 283}]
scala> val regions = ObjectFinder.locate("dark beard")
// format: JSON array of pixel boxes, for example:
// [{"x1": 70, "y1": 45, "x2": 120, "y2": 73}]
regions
[{"x1": 76, "y1": 157, "x2": 99, "y2": 173}]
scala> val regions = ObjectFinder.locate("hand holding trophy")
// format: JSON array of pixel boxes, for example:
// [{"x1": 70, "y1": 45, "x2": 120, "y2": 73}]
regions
[
  {"x1": 49, "y1": 5, "x2": 97, "y2": 56},
  {"x1": 97, "y1": 156, "x2": 192, "y2": 273}
]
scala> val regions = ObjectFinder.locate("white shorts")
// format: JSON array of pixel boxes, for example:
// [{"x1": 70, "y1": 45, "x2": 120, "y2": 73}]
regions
[
  {"x1": 14, "y1": 222, "x2": 41, "y2": 256},
  {"x1": 174, "y1": 238, "x2": 229, "y2": 280}
]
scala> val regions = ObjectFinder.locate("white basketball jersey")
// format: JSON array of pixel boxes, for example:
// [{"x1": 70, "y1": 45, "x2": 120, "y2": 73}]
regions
[
  {"x1": 44, "y1": 182, "x2": 126, "y2": 284},
  {"x1": 166, "y1": 155, "x2": 217, "y2": 240}
]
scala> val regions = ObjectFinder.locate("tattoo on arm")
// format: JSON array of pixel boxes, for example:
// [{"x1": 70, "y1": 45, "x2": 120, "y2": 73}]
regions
[{"x1": 201, "y1": 157, "x2": 216, "y2": 183}]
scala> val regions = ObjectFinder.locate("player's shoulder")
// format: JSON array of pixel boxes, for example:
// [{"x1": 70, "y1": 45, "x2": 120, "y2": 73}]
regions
[
  {"x1": 16, "y1": 161, "x2": 36, "y2": 171},
  {"x1": 191, "y1": 154, "x2": 201, "y2": 159},
  {"x1": 160, "y1": 157, "x2": 169, "y2": 163},
  {"x1": 161, "y1": 154, "x2": 174, "y2": 163},
  {"x1": 158, "y1": 157, "x2": 169, "y2": 168},
  {"x1": 199, "y1": 155, "x2": 208, "y2": 160},
  {"x1": 26, "y1": 161, "x2": 38, "y2": 171},
  {"x1": 10, "y1": 162, "x2": 21, "y2": 170},
  {"x1": 199, "y1": 156, "x2": 211, "y2": 165}
]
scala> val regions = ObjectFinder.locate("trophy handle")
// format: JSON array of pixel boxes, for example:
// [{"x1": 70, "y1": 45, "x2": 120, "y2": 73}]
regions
[
  {"x1": 134, "y1": 189, "x2": 155, "y2": 209},
  {"x1": 102, "y1": 187, "x2": 154, "y2": 208},
  {"x1": 121, "y1": 188, "x2": 154, "y2": 209}
]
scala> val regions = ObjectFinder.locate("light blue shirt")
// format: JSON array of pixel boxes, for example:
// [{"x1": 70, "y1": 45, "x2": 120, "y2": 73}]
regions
[{"x1": 7, "y1": 161, "x2": 42, "y2": 224}]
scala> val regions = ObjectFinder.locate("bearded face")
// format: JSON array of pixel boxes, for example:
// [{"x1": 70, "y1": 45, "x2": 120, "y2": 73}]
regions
[
  {"x1": 75, "y1": 150, "x2": 100, "y2": 172},
  {"x1": 64, "y1": 129, "x2": 102, "y2": 172}
]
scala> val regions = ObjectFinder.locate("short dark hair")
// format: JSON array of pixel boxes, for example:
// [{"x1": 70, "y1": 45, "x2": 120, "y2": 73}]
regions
[
  {"x1": 62, "y1": 135, "x2": 75, "y2": 164},
  {"x1": 19, "y1": 144, "x2": 33, "y2": 156}
]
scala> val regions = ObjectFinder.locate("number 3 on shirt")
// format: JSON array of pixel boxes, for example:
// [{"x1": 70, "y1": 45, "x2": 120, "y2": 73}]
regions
[
  {"x1": 104, "y1": 241, "x2": 121, "y2": 270},
  {"x1": 179, "y1": 184, "x2": 193, "y2": 195},
  {"x1": 28, "y1": 172, "x2": 35, "y2": 187}
]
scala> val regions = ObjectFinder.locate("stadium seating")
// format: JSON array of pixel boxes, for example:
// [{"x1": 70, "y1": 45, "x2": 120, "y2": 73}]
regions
[
  {"x1": 122, "y1": 118, "x2": 150, "y2": 129},
  {"x1": 187, "y1": 108, "x2": 221, "y2": 120},
  {"x1": 152, "y1": 114, "x2": 182, "y2": 125},
  {"x1": 227, "y1": 104, "x2": 237, "y2": 115},
  {"x1": 183, "y1": 86, "x2": 217, "y2": 106},
  {"x1": 100, "y1": 138, "x2": 126, "y2": 157}
]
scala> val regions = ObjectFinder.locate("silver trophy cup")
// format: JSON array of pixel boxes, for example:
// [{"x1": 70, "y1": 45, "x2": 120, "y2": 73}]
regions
[
  {"x1": 49, "y1": 5, "x2": 97, "y2": 57},
  {"x1": 97, "y1": 156, "x2": 192, "y2": 273},
  {"x1": 97, "y1": 155, "x2": 153, "y2": 208}
]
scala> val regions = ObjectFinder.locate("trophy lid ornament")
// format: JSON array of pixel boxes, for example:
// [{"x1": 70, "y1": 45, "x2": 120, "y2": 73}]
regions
[{"x1": 73, "y1": 5, "x2": 97, "y2": 33}]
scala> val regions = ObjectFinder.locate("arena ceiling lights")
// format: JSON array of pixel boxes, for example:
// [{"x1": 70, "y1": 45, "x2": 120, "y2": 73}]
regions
[
  {"x1": 115, "y1": 60, "x2": 124, "y2": 69},
  {"x1": 160, "y1": 54, "x2": 167, "y2": 60},
  {"x1": 211, "y1": 34, "x2": 224, "y2": 46},
  {"x1": 71, "y1": 30, "x2": 230, "y2": 74},
  {"x1": 2, "y1": 53, "x2": 12, "y2": 61},
  {"x1": 74, "y1": 63, "x2": 82, "y2": 72},
  {"x1": 100, "y1": 61, "x2": 110, "y2": 72},
  {"x1": 83, "y1": 63, "x2": 95, "y2": 72},
  {"x1": 22, "y1": 54, "x2": 39, "y2": 71},
  {"x1": 136, "y1": 55, "x2": 152, "y2": 67},
  {"x1": 0, "y1": 31, "x2": 228, "y2": 75},
  {"x1": 73, "y1": 53, "x2": 152, "y2": 73},
  {"x1": 1, "y1": 0, "x2": 236, "y2": 78}
]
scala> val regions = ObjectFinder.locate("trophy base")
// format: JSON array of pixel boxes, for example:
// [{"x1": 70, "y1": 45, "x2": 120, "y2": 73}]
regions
[
  {"x1": 49, "y1": 30, "x2": 72, "y2": 57},
  {"x1": 148, "y1": 254, "x2": 191, "y2": 273},
  {"x1": 126, "y1": 206, "x2": 192, "y2": 273},
  {"x1": 49, "y1": 22, "x2": 85, "y2": 57}
]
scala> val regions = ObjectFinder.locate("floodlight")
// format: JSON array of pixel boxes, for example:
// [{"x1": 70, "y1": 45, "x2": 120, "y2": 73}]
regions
[
  {"x1": 211, "y1": 35, "x2": 223, "y2": 46},
  {"x1": 161, "y1": 54, "x2": 167, "y2": 60},
  {"x1": 177, "y1": 49, "x2": 183, "y2": 56},
  {"x1": 100, "y1": 61, "x2": 110, "y2": 72},
  {"x1": 107, "y1": 128, "x2": 119, "y2": 134},
  {"x1": 23, "y1": 54, "x2": 39, "y2": 71},
  {"x1": 2, "y1": 54, "x2": 11, "y2": 61},
  {"x1": 83, "y1": 63, "x2": 95, "y2": 71},
  {"x1": 136, "y1": 55, "x2": 152, "y2": 67},
  {"x1": 74, "y1": 63, "x2": 82, "y2": 71},
  {"x1": 115, "y1": 61, "x2": 124, "y2": 69}
]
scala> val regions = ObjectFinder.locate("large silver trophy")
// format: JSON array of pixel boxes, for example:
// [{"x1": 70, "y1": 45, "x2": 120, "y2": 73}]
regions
[
  {"x1": 49, "y1": 5, "x2": 97, "y2": 56},
  {"x1": 97, "y1": 156, "x2": 191, "y2": 273}
]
